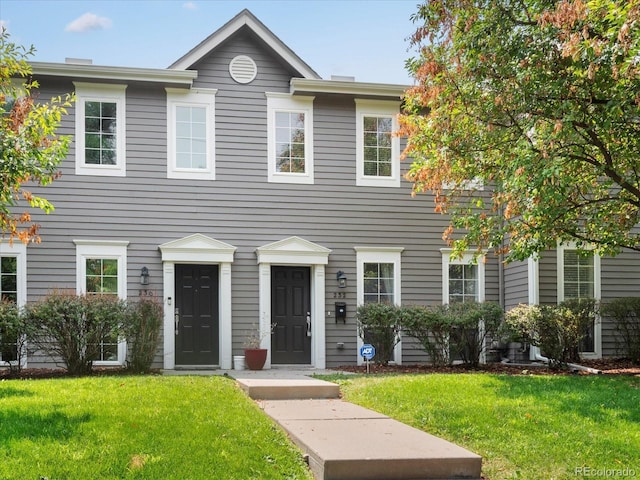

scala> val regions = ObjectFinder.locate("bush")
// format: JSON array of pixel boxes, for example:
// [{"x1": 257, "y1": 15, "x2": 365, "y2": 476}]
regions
[
  {"x1": 447, "y1": 302, "x2": 504, "y2": 367},
  {"x1": 401, "y1": 304, "x2": 451, "y2": 366},
  {"x1": 123, "y1": 294, "x2": 163, "y2": 373},
  {"x1": 0, "y1": 300, "x2": 27, "y2": 375},
  {"x1": 356, "y1": 302, "x2": 401, "y2": 365},
  {"x1": 601, "y1": 297, "x2": 640, "y2": 363},
  {"x1": 24, "y1": 291, "x2": 127, "y2": 375},
  {"x1": 503, "y1": 300, "x2": 596, "y2": 369}
]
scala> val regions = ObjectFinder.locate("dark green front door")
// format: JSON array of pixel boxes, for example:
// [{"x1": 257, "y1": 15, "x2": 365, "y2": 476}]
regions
[
  {"x1": 271, "y1": 266, "x2": 311, "y2": 364},
  {"x1": 175, "y1": 264, "x2": 219, "y2": 366}
]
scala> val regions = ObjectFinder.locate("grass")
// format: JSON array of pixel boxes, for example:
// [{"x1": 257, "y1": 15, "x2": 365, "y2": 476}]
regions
[
  {"x1": 0, "y1": 375, "x2": 312, "y2": 480},
  {"x1": 320, "y1": 373, "x2": 640, "y2": 480}
]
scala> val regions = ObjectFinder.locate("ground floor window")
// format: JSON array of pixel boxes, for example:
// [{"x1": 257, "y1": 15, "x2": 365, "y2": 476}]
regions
[
  {"x1": 75, "y1": 240, "x2": 128, "y2": 365},
  {"x1": 0, "y1": 243, "x2": 26, "y2": 365},
  {"x1": 558, "y1": 245, "x2": 601, "y2": 355}
]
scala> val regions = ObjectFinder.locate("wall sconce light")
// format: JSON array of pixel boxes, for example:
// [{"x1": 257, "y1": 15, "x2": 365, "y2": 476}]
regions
[
  {"x1": 336, "y1": 271, "x2": 347, "y2": 288},
  {"x1": 140, "y1": 266, "x2": 149, "y2": 285}
]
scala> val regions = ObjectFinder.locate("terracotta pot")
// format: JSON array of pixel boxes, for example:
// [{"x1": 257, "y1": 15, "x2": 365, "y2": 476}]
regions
[{"x1": 244, "y1": 348, "x2": 268, "y2": 370}]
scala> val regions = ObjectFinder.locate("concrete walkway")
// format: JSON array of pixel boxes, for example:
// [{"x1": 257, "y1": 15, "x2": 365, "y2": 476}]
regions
[{"x1": 233, "y1": 367, "x2": 482, "y2": 480}]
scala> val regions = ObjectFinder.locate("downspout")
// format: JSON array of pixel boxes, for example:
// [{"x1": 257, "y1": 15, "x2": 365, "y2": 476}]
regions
[{"x1": 533, "y1": 351, "x2": 602, "y2": 375}]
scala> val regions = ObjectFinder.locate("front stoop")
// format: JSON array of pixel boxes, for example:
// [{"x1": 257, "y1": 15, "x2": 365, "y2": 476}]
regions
[
  {"x1": 260, "y1": 399, "x2": 482, "y2": 480},
  {"x1": 236, "y1": 378, "x2": 340, "y2": 400}
]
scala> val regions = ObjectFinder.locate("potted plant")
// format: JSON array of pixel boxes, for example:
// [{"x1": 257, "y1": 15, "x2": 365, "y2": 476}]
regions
[{"x1": 242, "y1": 323, "x2": 274, "y2": 370}]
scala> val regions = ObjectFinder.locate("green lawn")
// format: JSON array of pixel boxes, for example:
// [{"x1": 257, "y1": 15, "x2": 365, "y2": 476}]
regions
[
  {"x1": 322, "y1": 373, "x2": 640, "y2": 480},
  {"x1": 0, "y1": 375, "x2": 312, "y2": 480}
]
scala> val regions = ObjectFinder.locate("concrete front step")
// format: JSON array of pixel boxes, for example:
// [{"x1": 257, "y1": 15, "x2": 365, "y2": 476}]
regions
[
  {"x1": 236, "y1": 378, "x2": 340, "y2": 400},
  {"x1": 261, "y1": 399, "x2": 482, "y2": 480}
]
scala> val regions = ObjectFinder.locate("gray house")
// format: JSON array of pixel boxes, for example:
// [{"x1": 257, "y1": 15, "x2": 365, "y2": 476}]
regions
[{"x1": 1, "y1": 10, "x2": 638, "y2": 371}]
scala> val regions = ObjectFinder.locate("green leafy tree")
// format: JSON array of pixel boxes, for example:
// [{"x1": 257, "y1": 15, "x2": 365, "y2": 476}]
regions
[
  {"x1": 400, "y1": 0, "x2": 640, "y2": 261},
  {"x1": 1, "y1": 30, "x2": 73, "y2": 244}
]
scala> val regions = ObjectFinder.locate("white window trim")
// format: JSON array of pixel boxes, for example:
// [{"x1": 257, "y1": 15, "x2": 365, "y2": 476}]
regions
[
  {"x1": 74, "y1": 82, "x2": 127, "y2": 177},
  {"x1": 355, "y1": 99, "x2": 400, "y2": 188},
  {"x1": 74, "y1": 239, "x2": 129, "y2": 366},
  {"x1": 0, "y1": 242, "x2": 27, "y2": 368},
  {"x1": 354, "y1": 246, "x2": 404, "y2": 365},
  {"x1": 166, "y1": 88, "x2": 217, "y2": 180},
  {"x1": 557, "y1": 242, "x2": 601, "y2": 358},
  {"x1": 441, "y1": 249, "x2": 486, "y2": 304},
  {"x1": 266, "y1": 92, "x2": 314, "y2": 184}
]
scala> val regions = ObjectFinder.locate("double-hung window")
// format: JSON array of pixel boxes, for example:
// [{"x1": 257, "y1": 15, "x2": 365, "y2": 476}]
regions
[
  {"x1": 74, "y1": 83, "x2": 127, "y2": 176},
  {"x1": 0, "y1": 242, "x2": 26, "y2": 365},
  {"x1": 166, "y1": 88, "x2": 217, "y2": 180},
  {"x1": 557, "y1": 244, "x2": 601, "y2": 357},
  {"x1": 355, "y1": 99, "x2": 400, "y2": 187},
  {"x1": 266, "y1": 93, "x2": 314, "y2": 184},
  {"x1": 75, "y1": 240, "x2": 128, "y2": 365},
  {"x1": 441, "y1": 250, "x2": 485, "y2": 304},
  {"x1": 355, "y1": 247, "x2": 404, "y2": 364}
]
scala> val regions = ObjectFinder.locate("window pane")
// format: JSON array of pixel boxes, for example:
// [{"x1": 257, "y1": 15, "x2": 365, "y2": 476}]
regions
[
  {"x1": 86, "y1": 258, "x2": 101, "y2": 276},
  {"x1": 363, "y1": 116, "x2": 377, "y2": 131},
  {"x1": 275, "y1": 112, "x2": 289, "y2": 127},
  {"x1": 378, "y1": 162, "x2": 391, "y2": 177},
  {"x1": 85, "y1": 101, "x2": 101, "y2": 117},
  {"x1": 102, "y1": 276, "x2": 118, "y2": 294},
  {"x1": 102, "y1": 259, "x2": 118, "y2": 275},
  {"x1": 364, "y1": 132, "x2": 378, "y2": 147},
  {"x1": 176, "y1": 106, "x2": 191, "y2": 122},
  {"x1": 85, "y1": 117, "x2": 100, "y2": 132},
  {"x1": 291, "y1": 158, "x2": 305, "y2": 173},
  {"x1": 101, "y1": 102, "x2": 117, "y2": 118},
  {"x1": 176, "y1": 153, "x2": 191, "y2": 169},
  {"x1": 192, "y1": 153, "x2": 207, "y2": 169},
  {"x1": 176, "y1": 121, "x2": 191, "y2": 137},
  {"x1": 192, "y1": 138, "x2": 206, "y2": 155},
  {"x1": 1, "y1": 257, "x2": 17, "y2": 272},
  {"x1": 191, "y1": 107, "x2": 206, "y2": 123},
  {"x1": 378, "y1": 117, "x2": 392, "y2": 132},
  {"x1": 364, "y1": 263, "x2": 379, "y2": 278}
]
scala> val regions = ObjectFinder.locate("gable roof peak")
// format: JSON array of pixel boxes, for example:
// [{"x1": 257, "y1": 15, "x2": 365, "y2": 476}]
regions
[{"x1": 169, "y1": 9, "x2": 320, "y2": 80}]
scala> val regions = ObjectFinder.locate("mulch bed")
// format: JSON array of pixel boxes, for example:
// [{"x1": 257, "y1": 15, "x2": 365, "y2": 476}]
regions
[
  {"x1": 334, "y1": 358, "x2": 640, "y2": 376},
  {"x1": 2, "y1": 360, "x2": 639, "y2": 380}
]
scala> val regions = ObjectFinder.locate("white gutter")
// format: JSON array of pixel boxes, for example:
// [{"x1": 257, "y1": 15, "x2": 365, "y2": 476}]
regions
[
  {"x1": 31, "y1": 61, "x2": 197, "y2": 86},
  {"x1": 290, "y1": 78, "x2": 409, "y2": 98}
]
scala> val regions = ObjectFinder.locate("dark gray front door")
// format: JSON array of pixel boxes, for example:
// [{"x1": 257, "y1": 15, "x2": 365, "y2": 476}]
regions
[
  {"x1": 271, "y1": 266, "x2": 311, "y2": 364},
  {"x1": 175, "y1": 264, "x2": 219, "y2": 366}
]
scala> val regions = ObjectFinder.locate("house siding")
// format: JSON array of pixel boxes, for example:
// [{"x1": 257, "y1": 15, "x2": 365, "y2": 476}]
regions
[{"x1": 504, "y1": 260, "x2": 529, "y2": 309}]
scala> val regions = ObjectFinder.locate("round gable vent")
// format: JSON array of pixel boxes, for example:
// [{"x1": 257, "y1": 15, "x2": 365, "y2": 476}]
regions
[{"x1": 229, "y1": 55, "x2": 257, "y2": 84}]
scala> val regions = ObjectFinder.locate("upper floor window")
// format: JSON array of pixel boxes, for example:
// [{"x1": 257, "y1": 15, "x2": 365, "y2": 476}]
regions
[
  {"x1": 74, "y1": 83, "x2": 127, "y2": 177},
  {"x1": 355, "y1": 99, "x2": 400, "y2": 188},
  {"x1": 266, "y1": 93, "x2": 314, "y2": 184},
  {"x1": 166, "y1": 88, "x2": 217, "y2": 180},
  {"x1": 441, "y1": 249, "x2": 485, "y2": 304}
]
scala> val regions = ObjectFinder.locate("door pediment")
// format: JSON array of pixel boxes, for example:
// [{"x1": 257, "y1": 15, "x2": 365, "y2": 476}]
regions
[
  {"x1": 159, "y1": 233, "x2": 237, "y2": 263},
  {"x1": 255, "y1": 236, "x2": 331, "y2": 265}
]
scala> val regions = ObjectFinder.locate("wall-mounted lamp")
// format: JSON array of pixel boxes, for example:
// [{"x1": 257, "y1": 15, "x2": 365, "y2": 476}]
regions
[
  {"x1": 336, "y1": 271, "x2": 347, "y2": 288},
  {"x1": 140, "y1": 266, "x2": 150, "y2": 285}
]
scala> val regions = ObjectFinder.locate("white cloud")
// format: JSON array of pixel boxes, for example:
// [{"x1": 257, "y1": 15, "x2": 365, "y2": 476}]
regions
[
  {"x1": 183, "y1": 2, "x2": 197, "y2": 10},
  {"x1": 65, "y1": 12, "x2": 112, "y2": 33}
]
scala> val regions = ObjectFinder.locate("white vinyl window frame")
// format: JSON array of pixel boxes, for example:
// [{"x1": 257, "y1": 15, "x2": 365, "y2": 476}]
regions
[
  {"x1": 74, "y1": 239, "x2": 129, "y2": 366},
  {"x1": 355, "y1": 99, "x2": 400, "y2": 188},
  {"x1": 557, "y1": 242, "x2": 601, "y2": 358},
  {"x1": 441, "y1": 249, "x2": 486, "y2": 304},
  {"x1": 166, "y1": 88, "x2": 217, "y2": 180},
  {"x1": 0, "y1": 242, "x2": 27, "y2": 368},
  {"x1": 74, "y1": 82, "x2": 127, "y2": 177},
  {"x1": 266, "y1": 93, "x2": 314, "y2": 184},
  {"x1": 354, "y1": 246, "x2": 404, "y2": 365}
]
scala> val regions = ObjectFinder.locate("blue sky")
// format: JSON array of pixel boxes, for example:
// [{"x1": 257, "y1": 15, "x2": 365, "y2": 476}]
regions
[{"x1": 1, "y1": 0, "x2": 420, "y2": 85}]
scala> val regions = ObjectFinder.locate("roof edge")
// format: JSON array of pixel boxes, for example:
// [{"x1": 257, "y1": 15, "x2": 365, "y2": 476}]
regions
[
  {"x1": 169, "y1": 9, "x2": 320, "y2": 79},
  {"x1": 290, "y1": 78, "x2": 409, "y2": 99},
  {"x1": 30, "y1": 61, "x2": 197, "y2": 86}
]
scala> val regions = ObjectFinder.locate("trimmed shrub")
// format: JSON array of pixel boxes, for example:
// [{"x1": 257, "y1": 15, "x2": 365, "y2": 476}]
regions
[
  {"x1": 401, "y1": 305, "x2": 451, "y2": 366},
  {"x1": 447, "y1": 302, "x2": 504, "y2": 367},
  {"x1": 601, "y1": 297, "x2": 640, "y2": 363},
  {"x1": 123, "y1": 294, "x2": 163, "y2": 373},
  {"x1": 503, "y1": 299, "x2": 596, "y2": 368},
  {"x1": 24, "y1": 290, "x2": 127, "y2": 375},
  {"x1": 356, "y1": 302, "x2": 401, "y2": 365},
  {"x1": 0, "y1": 300, "x2": 27, "y2": 375}
]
